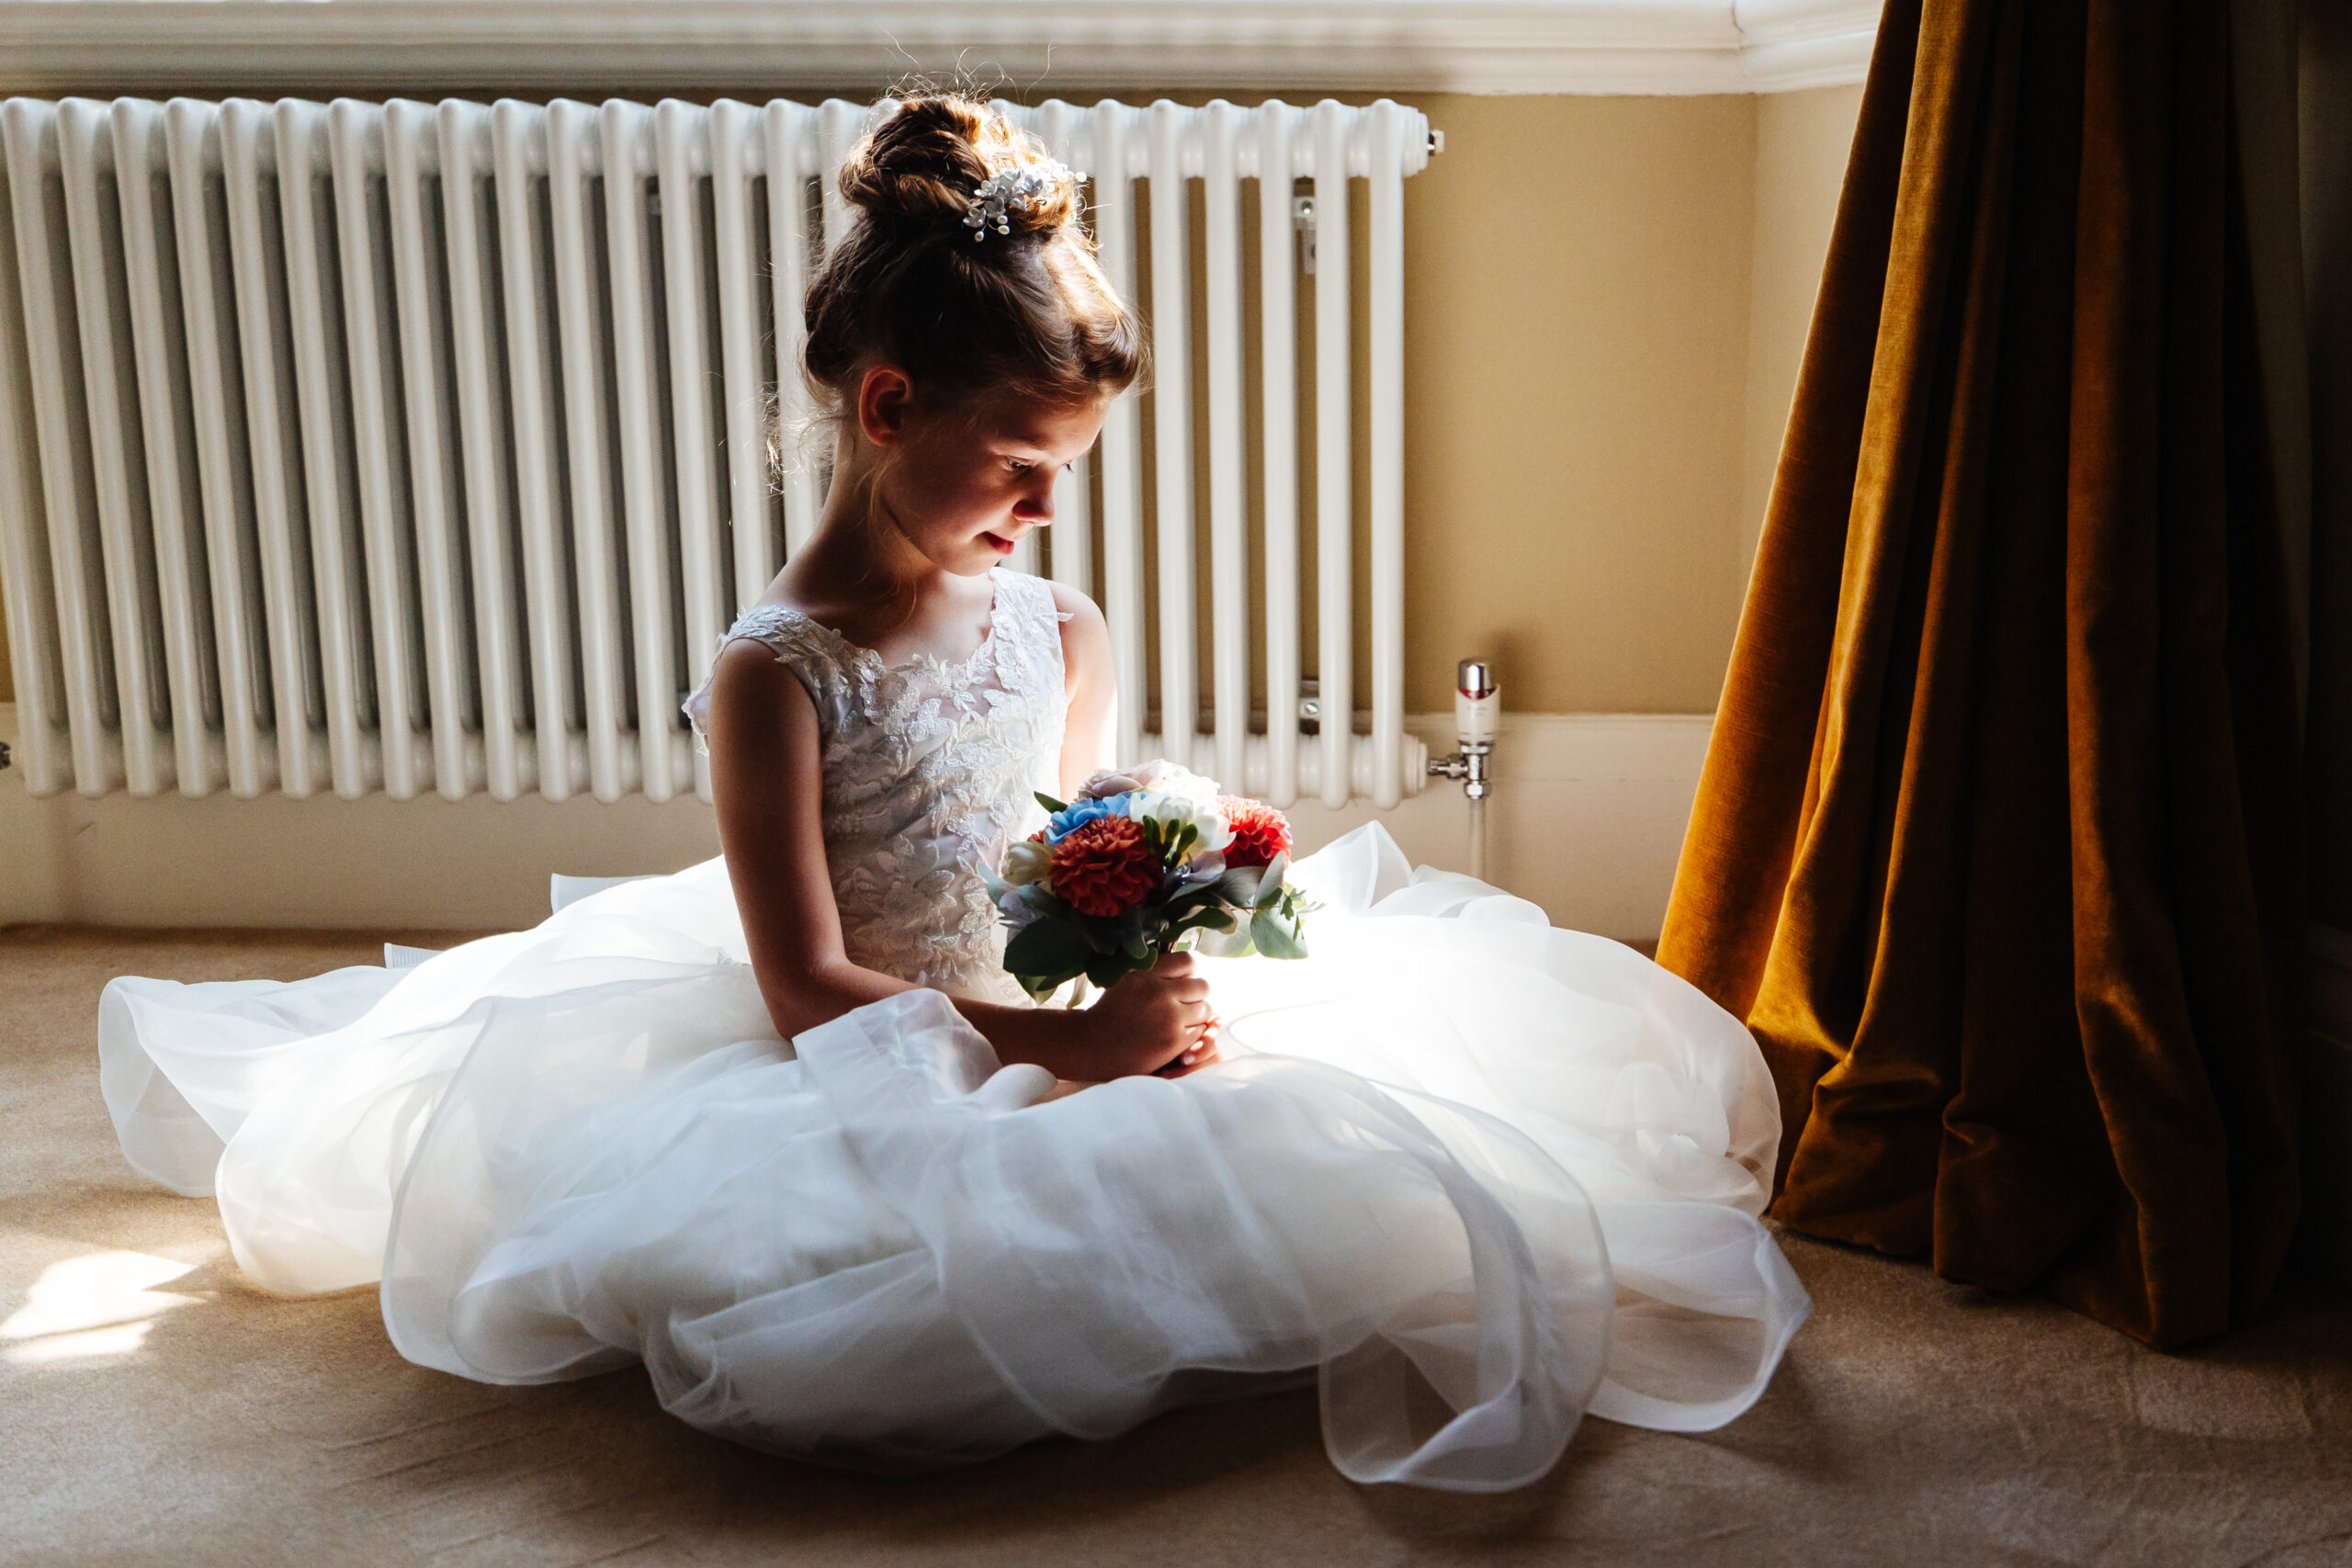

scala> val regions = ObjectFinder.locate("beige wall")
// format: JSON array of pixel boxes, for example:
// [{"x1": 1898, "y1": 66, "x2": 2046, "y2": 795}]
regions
[
  {"x1": 0, "y1": 85, "x2": 1862, "y2": 723},
  {"x1": 1741, "y1": 85, "x2": 1868, "y2": 574},
  {"x1": 0, "y1": 85, "x2": 1867, "y2": 935},
  {"x1": 1404, "y1": 93, "x2": 1756, "y2": 713}
]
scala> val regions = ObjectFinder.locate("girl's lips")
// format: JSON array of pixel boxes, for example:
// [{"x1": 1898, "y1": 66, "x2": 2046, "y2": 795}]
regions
[{"x1": 981, "y1": 532, "x2": 1016, "y2": 555}]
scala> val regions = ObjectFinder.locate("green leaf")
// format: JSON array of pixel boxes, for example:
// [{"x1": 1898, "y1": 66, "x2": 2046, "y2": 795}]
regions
[
  {"x1": 1005, "y1": 918, "x2": 1095, "y2": 981},
  {"x1": 1216, "y1": 866, "x2": 1264, "y2": 907},
  {"x1": 1035, "y1": 790, "x2": 1069, "y2": 815},
  {"x1": 1086, "y1": 953, "x2": 1144, "y2": 990},
  {"x1": 1254, "y1": 852, "x2": 1291, "y2": 907},
  {"x1": 1250, "y1": 908, "x2": 1306, "y2": 960},
  {"x1": 1163, "y1": 882, "x2": 1223, "y2": 915},
  {"x1": 1164, "y1": 908, "x2": 1233, "y2": 944},
  {"x1": 1073, "y1": 907, "x2": 1148, "y2": 956},
  {"x1": 1195, "y1": 924, "x2": 1257, "y2": 958}
]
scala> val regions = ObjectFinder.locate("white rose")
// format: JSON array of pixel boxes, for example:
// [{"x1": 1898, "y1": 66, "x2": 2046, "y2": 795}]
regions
[
  {"x1": 1078, "y1": 769, "x2": 1147, "y2": 800},
  {"x1": 1130, "y1": 759, "x2": 1225, "y2": 806},
  {"x1": 1001, "y1": 839, "x2": 1053, "y2": 886},
  {"x1": 1123, "y1": 789, "x2": 1233, "y2": 854}
]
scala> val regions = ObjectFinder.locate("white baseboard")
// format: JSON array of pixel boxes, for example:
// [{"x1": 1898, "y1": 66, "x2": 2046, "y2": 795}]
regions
[{"x1": 0, "y1": 705, "x2": 1709, "y2": 941}]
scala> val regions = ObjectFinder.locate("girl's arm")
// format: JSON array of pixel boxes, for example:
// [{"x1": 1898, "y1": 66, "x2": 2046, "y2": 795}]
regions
[
  {"x1": 705, "y1": 637, "x2": 1203, "y2": 1079},
  {"x1": 1051, "y1": 582, "x2": 1117, "y2": 795}
]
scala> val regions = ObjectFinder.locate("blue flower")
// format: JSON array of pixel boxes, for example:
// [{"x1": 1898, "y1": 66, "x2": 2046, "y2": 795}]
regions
[{"x1": 1045, "y1": 791, "x2": 1136, "y2": 841}]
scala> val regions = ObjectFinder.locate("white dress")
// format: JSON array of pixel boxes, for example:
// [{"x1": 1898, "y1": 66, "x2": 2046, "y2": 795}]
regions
[{"x1": 97, "y1": 569, "x2": 1809, "y2": 1492}]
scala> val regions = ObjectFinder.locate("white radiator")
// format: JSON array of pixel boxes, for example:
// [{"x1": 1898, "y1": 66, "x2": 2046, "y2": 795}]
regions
[{"x1": 0, "y1": 96, "x2": 1430, "y2": 808}]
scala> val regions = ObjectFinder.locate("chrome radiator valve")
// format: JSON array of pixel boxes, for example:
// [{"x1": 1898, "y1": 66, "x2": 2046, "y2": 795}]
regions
[
  {"x1": 1429, "y1": 658, "x2": 1498, "y2": 880},
  {"x1": 1428, "y1": 657, "x2": 1498, "y2": 798}
]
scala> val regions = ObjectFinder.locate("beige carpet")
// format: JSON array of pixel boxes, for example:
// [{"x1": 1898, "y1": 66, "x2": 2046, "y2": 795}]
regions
[{"x1": 6, "y1": 925, "x2": 2352, "y2": 1568}]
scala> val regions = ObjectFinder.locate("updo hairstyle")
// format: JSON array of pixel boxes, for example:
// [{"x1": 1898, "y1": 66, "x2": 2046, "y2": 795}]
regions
[{"x1": 802, "y1": 95, "x2": 1145, "y2": 423}]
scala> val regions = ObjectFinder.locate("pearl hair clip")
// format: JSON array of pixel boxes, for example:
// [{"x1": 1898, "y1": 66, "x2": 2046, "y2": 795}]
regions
[{"x1": 964, "y1": 159, "x2": 1079, "y2": 241}]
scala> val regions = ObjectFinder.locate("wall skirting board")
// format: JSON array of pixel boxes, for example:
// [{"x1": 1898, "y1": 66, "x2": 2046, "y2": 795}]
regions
[
  {"x1": 2311, "y1": 923, "x2": 2352, "y2": 1291},
  {"x1": 0, "y1": 706, "x2": 1712, "y2": 940},
  {"x1": 0, "y1": 0, "x2": 1878, "y2": 96}
]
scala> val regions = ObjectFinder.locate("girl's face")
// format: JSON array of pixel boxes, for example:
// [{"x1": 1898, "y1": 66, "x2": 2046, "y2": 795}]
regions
[{"x1": 865, "y1": 374, "x2": 1110, "y2": 577}]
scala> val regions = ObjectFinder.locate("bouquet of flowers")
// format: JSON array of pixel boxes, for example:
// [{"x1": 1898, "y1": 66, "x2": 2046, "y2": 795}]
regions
[{"x1": 986, "y1": 761, "x2": 1313, "y2": 1000}]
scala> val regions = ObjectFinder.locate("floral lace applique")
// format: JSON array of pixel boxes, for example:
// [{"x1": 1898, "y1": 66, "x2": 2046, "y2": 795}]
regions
[{"x1": 681, "y1": 570, "x2": 1071, "y2": 1006}]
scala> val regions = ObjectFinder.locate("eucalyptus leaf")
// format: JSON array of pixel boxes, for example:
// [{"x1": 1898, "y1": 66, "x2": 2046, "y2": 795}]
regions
[
  {"x1": 1035, "y1": 790, "x2": 1069, "y2": 815},
  {"x1": 1006, "y1": 918, "x2": 1095, "y2": 978},
  {"x1": 1086, "y1": 953, "x2": 1140, "y2": 990},
  {"x1": 1253, "y1": 852, "x2": 1290, "y2": 909},
  {"x1": 1250, "y1": 908, "x2": 1306, "y2": 960},
  {"x1": 1194, "y1": 924, "x2": 1257, "y2": 959},
  {"x1": 1216, "y1": 866, "x2": 1264, "y2": 907},
  {"x1": 1070, "y1": 910, "x2": 1122, "y2": 956},
  {"x1": 1165, "y1": 881, "x2": 1227, "y2": 915}
]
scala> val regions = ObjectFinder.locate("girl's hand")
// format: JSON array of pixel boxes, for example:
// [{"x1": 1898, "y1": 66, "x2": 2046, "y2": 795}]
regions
[
  {"x1": 1153, "y1": 1010, "x2": 1221, "y2": 1077},
  {"x1": 1082, "y1": 951, "x2": 1216, "y2": 1077}
]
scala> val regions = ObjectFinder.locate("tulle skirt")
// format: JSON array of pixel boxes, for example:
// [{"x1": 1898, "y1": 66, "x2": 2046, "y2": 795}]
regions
[{"x1": 97, "y1": 825, "x2": 1808, "y2": 1491}]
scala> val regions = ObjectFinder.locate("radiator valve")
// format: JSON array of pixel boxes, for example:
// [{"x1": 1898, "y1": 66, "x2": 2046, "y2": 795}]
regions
[
  {"x1": 1428, "y1": 658, "x2": 1497, "y2": 799},
  {"x1": 1430, "y1": 658, "x2": 1498, "y2": 881}
]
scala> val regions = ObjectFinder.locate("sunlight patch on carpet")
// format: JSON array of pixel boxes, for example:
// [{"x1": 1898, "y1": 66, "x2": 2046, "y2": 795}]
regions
[{"x1": 3, "y1": 1250, "x2": 200, "y2": 1366}]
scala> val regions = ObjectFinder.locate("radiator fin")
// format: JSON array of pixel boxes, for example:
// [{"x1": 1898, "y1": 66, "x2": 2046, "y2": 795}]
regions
[{"x1": 0, "y1": 95, "x2": 1430, "y2": 806}]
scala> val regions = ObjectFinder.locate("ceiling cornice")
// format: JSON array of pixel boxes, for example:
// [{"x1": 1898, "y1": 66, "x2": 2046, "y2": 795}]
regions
[{"x1": 0, "y1": 1, "x2": 1881, "y2": 98}]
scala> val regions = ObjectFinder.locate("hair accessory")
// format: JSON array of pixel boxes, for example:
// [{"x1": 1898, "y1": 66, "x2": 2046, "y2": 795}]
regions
[{"x1": 964, "y1": 159, "x2": 1078, "y2": 241}]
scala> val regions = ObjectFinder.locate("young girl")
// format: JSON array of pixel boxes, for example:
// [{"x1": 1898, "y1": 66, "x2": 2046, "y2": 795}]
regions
[
  {"x1": 97, "y1": 96, "x2": 1808, "y2": 1492},
  {"x1": 695, "y1": 96, "x2": 1213, "y2": 1082}
]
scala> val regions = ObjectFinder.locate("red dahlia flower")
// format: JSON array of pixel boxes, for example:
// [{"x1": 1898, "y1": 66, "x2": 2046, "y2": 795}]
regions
[
  {"x1": 1219, "y1": 795, "x2": 1294, "y2": 869},
  {"x1": 1048, "y1": 815, "x2": 1161, "y2": 917}
]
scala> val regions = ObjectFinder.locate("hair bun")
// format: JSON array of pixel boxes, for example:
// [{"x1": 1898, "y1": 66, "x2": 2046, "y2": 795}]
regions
[
  {"x1": 801, "y1": 90, "x2": 1142, "y2": 421},
  {"x1": 838, "y1": 96, "x2": 1080, "y2": 241}
]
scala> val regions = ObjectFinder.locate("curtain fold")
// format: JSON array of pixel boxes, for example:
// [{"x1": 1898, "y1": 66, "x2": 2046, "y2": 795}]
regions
[{"x1": 1658, "y1": 0, "x2": 2305, "y2": 1348}]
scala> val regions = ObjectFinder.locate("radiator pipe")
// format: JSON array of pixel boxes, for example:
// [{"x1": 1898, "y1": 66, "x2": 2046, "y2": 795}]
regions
[{"x1": 1428, "y1": 658, "x2": 1498, "y2": 883}]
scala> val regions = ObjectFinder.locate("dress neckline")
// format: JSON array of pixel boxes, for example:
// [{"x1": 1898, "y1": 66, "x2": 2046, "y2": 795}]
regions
[{"x1": 761, "y1": 569, "x2": 1006, "y2": 680}]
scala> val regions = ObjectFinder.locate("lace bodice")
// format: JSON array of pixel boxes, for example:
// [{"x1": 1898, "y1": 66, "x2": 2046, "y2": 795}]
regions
[{"x1": 683, "y1": 570, "x2": 1069, "y2": 1008}]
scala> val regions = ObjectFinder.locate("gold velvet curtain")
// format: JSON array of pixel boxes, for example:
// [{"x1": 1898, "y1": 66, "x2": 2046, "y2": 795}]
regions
[{"x1": 1658, "y1": 0, "x2": 2305, "y2": 1348}]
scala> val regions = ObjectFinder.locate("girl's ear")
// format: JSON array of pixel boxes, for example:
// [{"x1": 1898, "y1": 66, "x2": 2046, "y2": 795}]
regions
[{"x1": 856, "y1": 365, "x2": 915, "y2": 447}]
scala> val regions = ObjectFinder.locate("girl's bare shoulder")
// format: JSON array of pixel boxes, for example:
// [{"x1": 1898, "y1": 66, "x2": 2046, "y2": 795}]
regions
[
  {"x1": 707, "y1": 625, "x2": 825, "y2": 727},
  {"x1": 1045, "y1": 581, "x2": 1112, "y2": 683},
  {"x1": 1043, "y1": 579, "x2": 1106, "y2": 631}
]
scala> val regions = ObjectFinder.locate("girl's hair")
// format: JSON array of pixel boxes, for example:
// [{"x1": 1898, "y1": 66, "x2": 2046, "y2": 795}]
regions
[{"x1": 802, "y1": 95, "x2": 1146, "y2": 419}]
